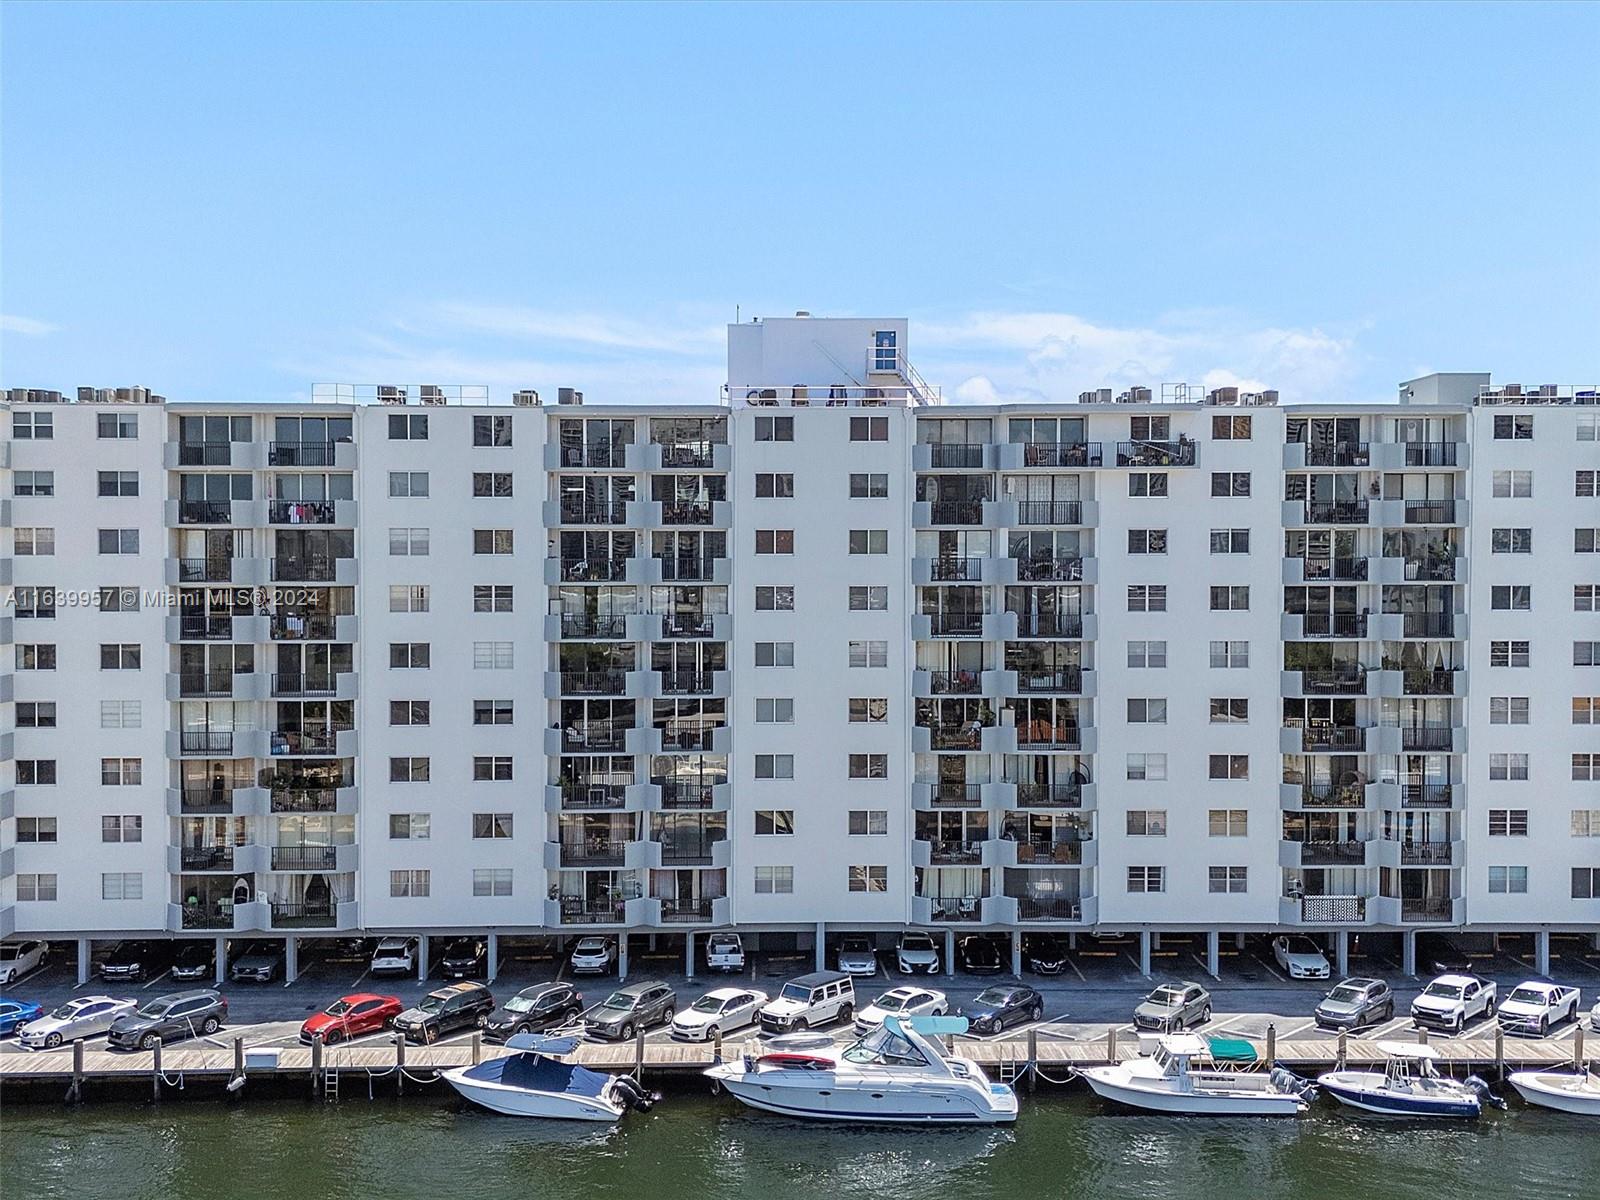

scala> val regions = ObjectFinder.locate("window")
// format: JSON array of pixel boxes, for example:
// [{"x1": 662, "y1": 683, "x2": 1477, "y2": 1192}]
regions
[
  {"x1": 1208, "y1": 866, "x2": 1248, "y2": 894},
  {"x1": 101, "y1": 816, "x2": 142, "y2": 843},
  {"x1": 96, "y1": 412, "x2": 138, "y2": 439},
  {"x1": 100, "y1": 644, "x2": 141, "y2": 670},
  {"x1": 17, "y1": 818, "x2": 58, "y2": 843},
  {"x1": 753, "y1": 415, "x2": 793, "y2": 442},
  {"x1": 1126, "y1": 754, "x2": 1167, "y2": 781},
  {"x1": 755, "y1": 585, "x2": 795, "y2": 610},
  {"x1": 1575, "y1": 868, "x2": 1600, "y2": 899},
  {"x1": 12, "y1": 411, "x2": 52, "y2": 439},
  {"x1": 389, "y1": 814, "x2": 431, "y2": 840},
  {"x1": 1128, "y1": 473, "x2": 1168, "y2": 497},
  {"x1": 473, "y1": 700, "x2": 514, "y2": 725},
  {"x1": 472, "y1": 869, "x2": 514, "y2": 897},
  {"x1": 97, "y1": 587, "x2": 140, "y2": 613},
  {"x1": 1576, "y1": 754, "x2": 1599, "y2": 781},
  {"x1": 472, "y1": 414, "x2": 513, "y2": 447},
  {"x1": 1573, "y1": 810, "x2": 1600, "y2": 836},
  {"x1": 848, "y1": 865, "x2": 889, "y2": 892},
  {"x1": 848, "y1": 810, "x2": 888, "y2": 836},
  {"x1": 390, "y1": 870, "x2": 431, "y2": 897},
  {"x1": 1488, "y1": 810, "x2": 1528, "y2": 837},
  {"x1": 1492, "y1": 586, "x2": 1531, "y2": 611},
  {"x1": 1208, "y1": 754, "x2": 1249, "y2": 780},
  {"x1": 1209, "y1": 698, "x2": 1248, "y2": 724},
  {"x1": 16, "y1": 588, "x2": 55, "y2": 619},
  {"x1": 1579, "y1": 529, "x2": 1600, "y2": 554},
  {"x1": 473, "y1": 641, "x2": 514, "y2": 669},
  {"x1": 1126, "y1": 810, "x2": 1168, "y2": 836},
  {"x1": 389, "y1": 585, "x2": 430, "y2": 613},
  {"x1": 390, "y1": 642, "x2": 430, "y2": 668},
  {"x1": 388, "y1": 413, "x2": 428, "y2": 439},
  {"x1": 390, "y1": 757, "x2": 430, "y2": 783},
  {"x1": 848, "y1": 585, "x2": 889, "y2": 610},
  {"x1": 1127, "y1": 866, "x2": 1166, "y2": 893},
  {"x1": 17, "y1": 702, "x2": 57, "y2": 727},
  {"x1": 754, "y1": 810, "x2": 795, "y2": 836},
  {"x1": 1579, "y1": 586, "x2": 1598, "y2": 612},
  {"x1": 755, "y1": 473, "x2": 794, "y2": 498},
  {"x1": 101, "y1": 873, "x2": 143, "y2": 901},
  {"x1": 100, "y1": 700, "x2": 140, "y2": 728},
  {"x1": 1576, "y1": 641, "x2": 1600, "y2": 667},
  {"x1": 1489, "y1": 696, "x2": 1530, "y2": 724},
  {"x1": 473, "y1": 585, "x2": 514, "y2": 613},
  {"x1": 472, "y1": 472, "x2": 513, "y2": 497},
  {"x1": 1130, "y1": 415, "x2": 1170, "y2": 440},
  {"x1": 14, "y1": 471, "x2": 54, "y2": 496},
  {"x1": 1212, "y1": 414, "x2": 1252, "y2": 440},
  {"x1": 850, "y1": 416, "x2": 889, "y2": 441},
  {"x1": 1493, "y1": 414, "x2": 1533, "y2": 440},
  {"x1": 1211, "y1": 472, "x2": 1251, "y2": 497},
  {"x1": 848, "y1": 529, "x2": 889, "y2": 554},
  {"x1": 1491, "y1": 528, "x2": 1532, "y2": 554},
  {"x1": 1126, "y1": 698, "x2": 1168, "y2": 724},
  {"x1": 848, "y1": 753, "x2": 889, "y2": 779},
  {"x1": 1580, "y1": 471, "x2": 1598, "y2": 498},
  {"x1": 847, "y1": 640, "x2": 887, "y2": 668},
  {"x1": 100, "y1": 758, "x2": 142, "y2": 785},
  {"x1": 1128, "y1": 529, "x2": 1167, "y2": 554},
  {"x1": 389, "y1": 701, "x2": 431, "y2": 726},
  {"x1": 1127, "y1": 640, "x2": 1167, "y2": 668},
  {"x1": 755, "y1": 698, "x2": 794, "y2": 723},
  {"x1": 1487, "y1": 866, "x2": 1528, "y2": 894},
  {"x1": 1127, "y1": 585, "x2": 1166, "y2": 612},
  {"x1": 472, "y1": 813, "x2": 514, "y2": 839},
  {"x1": 473, "y1": 756, "x2": 514, "y2": 781},
  {"x1": 389, "y1": 471, "x2": 429, "y2": 497},
  {"x1": 849, "y1": 473, "x2": 889, "y2": 498},
  {"x1": 18, "y1": 644, "x2": 58, "y2": 670},
  {"x1": 1582, "y1": 415, "x2": 1599, "y2": 442},
  {"x1": 1493, "y1": 470, "x2": 1534, "y2": 497},
  {"x1": 849, "y1": 697, "x2": 889, "y2": 723},
  {"x1": 1209, "y1": 586, "x2": 1250, "y2": 611},
  {"x1": 754, "y1": 755, "x2": 795, "y2": 780},
  {"x1": 755, "y1": 529, "x2": 794, "y2": 554},
  {"x1": 755, "y1": 641, "x2": 795, "y2": 667},
  {"x1": 389, "y1": 527, "x2": 430, "y2": 556},
  {"x1": 14, "y1": 527, "x2": 54, "y2": 555},
  {"x1": 1490, "y1": 640, "x2": 1530, "y2": 668},
  {"x1": 97, "y1": 528, "x2": 140, "y2": 554},
  {"x1": 1209, "y1": 640, "x2": 1249, "y2": 668},
  {"x1": 1489, "y1": 753, "x2": 1529, "y2": 781},
  {"x1": 1573, "y1": 697, "x2": 1600, "y2": 724},
  {"x1": 17, "y1": 875, "x2": 57, "y2": 902},
  {"x1": 754, "y1": 865, "x2": 794, "y2": 894},
  {"x1": 1210, "y1": 528, "x2": 1250, "y2": 554},
  {"x1": 97, "y1": 470, "x2": 139, "y2": 497},
  {"x1": 1208, "y1": 809, "x2": 1248, "y2": 836},
  {"x1": 472, "y1": 529, "x2": 513, "y2": 555}
]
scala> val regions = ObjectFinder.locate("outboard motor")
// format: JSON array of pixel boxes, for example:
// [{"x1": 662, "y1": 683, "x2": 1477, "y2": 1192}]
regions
[
  {"x1": 612, "y1": 1074, "x2": 661, "y2": 1113},
  {"x1": 1465, "y1": 1075, "x2": 1507, "y2": 1110},
  {"x1": 1269, "y1": 1067, "x2": 1319, "y2": 1101}
]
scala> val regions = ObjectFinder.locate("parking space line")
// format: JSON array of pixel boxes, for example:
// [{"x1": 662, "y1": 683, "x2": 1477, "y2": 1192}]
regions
[
  {"x1": 1064, "y1": 956, "x2": 1087, "y2": 983},
  {"x1": 1254, "y1": 956, "x2": 1289, "y2": 984},
  {"x1": 141, "y1": 969, "x2": 173, "y2": 991},
  {"x1": 1367, "y1": 1016, "x2": 1413, "y2": 1040},
  {"x1": 1278, "y1": 1019, "x2": 1317, "y2": 1039}
]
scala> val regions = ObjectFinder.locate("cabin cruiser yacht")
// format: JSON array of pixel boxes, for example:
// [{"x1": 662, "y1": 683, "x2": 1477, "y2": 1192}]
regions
[
  {"x1": 1079, "y1": 1034, "x2": 1316, "y2": 1115},
  {"x1": 705, "y1": 1014, "x2": 1016, "y2": 1124},
  {"x1": 442, "y1": 1032, "x2": 656, "y2": 1121},
  {"x1": 1317, "y1": 1042, "x2": 1503, "y2": 1118},
  {"x1": 1507, "y1": 1067, "x2": 1600, "y2": 1116}
]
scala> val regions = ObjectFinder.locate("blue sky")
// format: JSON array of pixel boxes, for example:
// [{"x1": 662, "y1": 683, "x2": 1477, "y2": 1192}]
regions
[{"x1": 3, "y1": 2, "x2": 1596, "y2": 405}]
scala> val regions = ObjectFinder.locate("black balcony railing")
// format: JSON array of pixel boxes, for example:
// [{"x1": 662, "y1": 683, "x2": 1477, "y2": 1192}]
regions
[
  {"x1": 657, "y1": 782, "x2": 716, "y2": 810},
  {"x1": 1015, "y1": 782, "x2": 1084, "y2": 808},
  {"x1": 1401, "y1": 725, "x2": 1455, "y2": 751},
  {"x1": 1401, "y1": 613, "x2": 1456, "y2": 638},
  {"x1": 927, "y1": 613, "x2": 986, "y2": 637},
  {"x1": 561, "y1": 782, "x2": 627, "y2": 809},
  {"x1": 1016, "y1": 838, "x2": 1086, "y2": 866},
  {"x1": 928, "y1": 443, "x2": 985, "y2": 469},
  {"x1": 180, "y1": 500, "x2": 235, "y2": 524},
  {"x1": 1301, "y1": 442, "x2": 1370, "y2": 467},
  {"x1": 656, "y1": 727, "x2": 720, "y2": 752},
  {"x1": 1402, "y1": 783, "x2": 1454, "y2": 808},
  {"x1": 1299, "y1": 612, "x2": 1368, "y2": 639},
  {"x1": 179, "y1": 616, "x2": 234, "y2": 641},
  {"x1": 1404, "y1": 500, "x2": 1457, "y2": 524},
  {"x1": 1014, "y1": 668, "x2": 1084, "y2": 694},
  {"x1": 928, "y1": 670, "x2": 981, "y2": 695},
  {"x1": 272, "y1": 672, "x2": 338, "y2": 697},
  {"x1": 561, "y1": 841, "x2": 625, "y2": 866},
  {"x1": 181, "y1": 907, "x2": 233, "y2": 930},
  {"x1": 926, "y1": 896, "x2": 985, "y2": 921},
  {"x1": 655, "y1": 556, "x2": 721, "y2": 582},
  {"x1": 272, "y1": 613, "x2": 337, "y2": 640},
  {"x1": 924, "y1": 724, "x2": 984, "y2": 751},
  {"x1": 929, "y1": 500, "x2": 984, "y2": 525},
  {"x1": 928, "y1": 782, "x2": 982, "y2": 806},
  {"x1": 1404, "y1": 442, "x2": 1459, "y2": 467},
  {"x1": 656, "y1": 445, "x2": 716, "y2": 469},
  {"x1": 1297, "y1": 783, "x2": 1366, "y2": 808},
  {"x1": 181, "y1": 846, "x2": 235, "y2": 870},
  {"x1": 1020, "y1": 442, "x2": 1102, "y2": 468},
  {"x1": 1298, "y1": 724, "x2": 1368, "y2": 752},
  {"x1": 177, "y1": 557, "x2": 232, "y2": 583},
  {"x1": 177, "y1": 441, "x2": 232, "y2": 466},
  {"x1": 1300, "y1": 668, "x2": 1368, "y2": 694},
  {"x1": 1304, "y1": 501, "x2": 1369, "y2": 525},
  {"x1": 269, "y1": 500, "x2": 337, "y2": 525},
  {"x1": 1012, "y1": 612, "x2": 1084, "y2": 638},
  {"x1": 930, "y1": 557, "x2": 983, "y2": 582},
  {"x1": 1116, "y1": 440, "x2": 1196, "y2": 467},
  {"x1": 272, "y1": 789, "x2": 337, "y2": 813},
  {"x1": 273, "y1": 557, "x2": 338, "y2": 582},
  {"x1": 1403, "y1": 669, "x2": 1459, "y2": 696},
  {"x1": 1014, "y1": 556, "x2": 1085, "y2": 583},
  {"x1": 270, "y1": 901, "x2": 336, "y2": 929},
  {"x1": 562, "y1": 725, "x2": 630, "y2": 752},
  {"x1": 1299, "y1": 840, "x2": 1367, "y2": 866},
  {"x1": 1398, "y1": 556, "x2": 1458, "y2": 582},
  {"x1": 268, "y1": 440, "x2": 339, "y2": 467},
  {"x1": 272, "y1": 845, "x2": 338, "y2": 871},
  {"x1": 1016, "y1": 725, "x2": 1082, "y2": 748},
  {"x1": 659, "y1": 835, "x2": 721, "y2": 865},
  {"x1": 556, "y1": 443, "x2": 631, "y2": 468},
  {"x1": 1398, "y1": 841, "x2": 1454, "y2": 866},
  {"x1": 1298, "y1": 556, "x2": 1369, "y2": 581},
  {"x1": 180, "y1": 671, "x2": 235, "y2": 698},
  {"x1": 1014, "y1": 896, "x2": 1082, "y2": 921},
  {"x1": 181, "y1": 731, "x2": 234, "y2": 754},
  {"x1": 273, "y1": 728, "x2": 339, "y2": 755},
  {"x1": 1016, "y1": 500, "x2": 1083, "y2": 526},
  {"x1": 559, "y1": 501, "x2": 628, "y2": 525},
  {"x1": 929, "y1": 840, "x2": 981, "y2": 865},
  {"x1": 1400, "y1": 897, "x2": 1455, "y2": 922},
  {"x1": 558, "y1": 557, "x2": 629, "y2": 583},
  {"x1": 559, "y1": 901, "x2": 626, "y2": 925},
  {"x1": 659, "y1": 670, "x2": 714, "y2": 695},
  {"x1": 660, "y1": 612, "x2": 716, "y2": 638},
  {"x1": 561, "y1": 671, "x2": 627, "y2": 696},
  {"x1": 658, "y1": 897, "x2": 714, "y2": 922},
  {"x1": 660, "y1": 501, "x2": 714, "y2": 525},
  {"x1": 560, "y1": 613, "x2": 628, "y2": 638},
  {"x1": 181, "y1": 788, "x2": 235, "y2": 814}
]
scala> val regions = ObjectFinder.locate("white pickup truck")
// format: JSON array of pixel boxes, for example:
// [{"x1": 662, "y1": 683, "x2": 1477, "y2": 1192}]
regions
[
  {"x1": 1497, "y1": 981, "x2": 1582, "y2": 1036},
  {"x1": 1411, "y1": 973, "x2": 1497, "y2": 1032},
  {"x1": 705, "y1": 933, "x2": 745, "y2": 973}
]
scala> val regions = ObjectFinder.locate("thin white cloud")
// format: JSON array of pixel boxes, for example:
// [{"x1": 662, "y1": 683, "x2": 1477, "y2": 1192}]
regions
[
  {"x1": 1, "y1": 314, "x2": 59, "y2": 337},
  {"x1": 417, "y1": 303, "x2": 724, "y2": 356}
]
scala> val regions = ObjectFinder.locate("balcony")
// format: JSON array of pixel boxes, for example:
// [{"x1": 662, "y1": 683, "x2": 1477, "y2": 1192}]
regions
[
  {"x1": 1012, "y1": 782, "x2": 1086, "y2": 809},
  {"x1": 556, "y1": 670, "x2": 628, "y2": 697},
  {"x1": 1283, "y1": 555, "x2": 1369, "y2": 584},
  {"x1": 270, "y1": 845, "x2": 347, "y2": 872},
  {"x1": 1282, "y1": 895, "x2": 1368, "y2": 925},
  {"x1": 1375, "y1": 840, "x2": 1458, "y2": 868},
  {"x1": 176, "y1": 500, "x2": 238, "y2": 526},
  {"x1": 173, "y1": 670, "x2": 237, "y2": 699},
  {"x1": 994, "y1": 442, "x2": 1102, "y2": 470},
  {"x1": 1282, "y1": 612, "x2": 1369, "y2": 640},
  {"x1": 917, "y1": 500, "x2": 986, "y2": 527},
  {"x1": 646, "y1": 725, "x2": 730, "y2": 755},
  {"x1": 914, "y1": 724, "x2": 1017, "y2": 754},
  {"x1": 657, "y1": 670, "x2": 724, "y2": 696},
  {"x1": 177, "y1": 730, "x2": 236, "y2": 756},
  {"x1": 657, "y1": 612, "x2": 728, "y2": 640},
  {"x1": 267, "y1": 440, "x2": 352, "y2": 468},
  {"x1": 1398, "y1": 668, "x2": 1465, "y2": 697},
  {"x1": 644, "y1": 442, "x2": 730, "y2": 472},
  {"x1": 646, "y1": 556, "x2": 730, "y2": 585},
  {"x1": 549, "y1": 499, "x2": 630, "y2": 527},
  {"x1": 653, "y1": 500, "x2": 731, "y2": 529},
  {"x1": 1284, "y1": 840, "x2": 1370, "y2": 868},
  {"x1": 271, "y1": 671, "x2": 356, "y2": 699},
  {"x1": 549, "y1": 896, "x2": 644, "y2": 926},
  {"x1": 1009, "y1": 612, "x2": 1085, "y2": 639},
  {"x1": 1297, "y1": 500, "x2": 1370, "y2": 526},
  {"x1": 1398, "y1": 725, "x2": 1461, "y2": 753},
  {"x1": 1013, "y1": 499, "x2": 1086, "y2": 526},
  {"x1": 653, "y1": 896, "x2": 726, "y2": 924},
  {"x1": 1395, "y1": 897, "x2": 1461, "y2": 924},
  {"x1": 1007, "y1": 556, "x2": 1089, "y2": 584},
  {"x1": 269, "y1": 901, "x2": 339, "y2": 930},
  {"x1": 270, "y1": 788, "x2": 344, "y2": 814},
  {"x1": 271, "y1": 556, "x2": 356, "y2": 584},
  {"x1": 1281, "y1": 724, "x2": 1372, "y2": 754},
  {"x1": 1013, "y1": 667, "x2": 1086, "y2": 695},
  {"x1": 913, "y1": 782, "x2": 984, "y2": 808},
  {"x1": 653, "y1": 782, "x2": 727, "y2": 811},
  {"x1": 1283, "y1": 782, "x2": 1369, "y2": 810},
  {"x1": 915, "y1": 556, "x2": 986, "y2": 584},
  {"x1": 546, "y1": 442, "x2": 642, "y2": 471},
  {"x1": 1286, "y1": 667, "x2": 1371, "y2": 697},
  {"x1": 270, "y1": 613, "x2": 356, "y2": 642},
  {"x1": 170, "y1": 787, "x2": 237, "y2": 815},
  {"x1": 1402, "y1": 783, "x2": 1456, "y2": 809},
  {"x1": 1013, "y1": 896, "x2": 1085, "y2": 922},
  {"x1": 1284, "y1": 441, "x2": 1370, "y2": 469},
  {"x1": 1115, "y1": 440, "x2": 1196, "y2": 467},
  {"x1": 271, "y1": 728, "x2": 355, "y2": 757},
  {"x1": 1403, "y1": 500, "x2": 1460, "y2": 525},
  {"x1": 914, "y1": 895, "x2": 988, "y2": 923},
  {"x1": 915, "y1": 670, "x2": 982, "y2": 696},
  {"x1": 169, "y1": 440, "x2": 237, "y2": 467},
  {"x1": 1015, "y1": 724, "x2": 1084, "y2": 751},
  {"x1": 551, "y1": 613, "x2": 630, "y2": 640},
  {"x1": 178, "y1": 845, "x2": 236, "y2": 872},
  {"x1": 545, "y1": 725, "x2": 641, "y2": 755},
  {"x1": 547, "y1": 556, "x2": 635, "y2": 584}
]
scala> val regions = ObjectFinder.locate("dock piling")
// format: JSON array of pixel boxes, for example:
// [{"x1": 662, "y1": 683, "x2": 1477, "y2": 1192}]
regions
[
  {"x1": 233, "y1": 1036, "x2": 244, "y2": 1083},
  {"x1": 1572, "y1": 1027, "x2": 1583, "y2": 1072},
  {"x1": 712, "y1": 1028, "x2": 723, "y2": 1064},
  {"x1": 395, "y1": 1035, "x2": 405, "y2": 1096},
  {"x1": 1337, "y1": 1030, "x2": 1347, "y2": 1070},
  {"x1": 1026, "y1": 1027, "x2": 1038, "y2": 1094},
  {"x1": 1106, "y1": 1027, "x2": 1118, "y2": 1062},
  {"x1": 152, "y1": 1040, "x2": 163, "y2": 1101},
  {"x1": 1495, "y1": 1026, "x2": 1504, "y2": 1079},
  {"x1": 635, "y1": 1027, "x2": 646, "y2": 1078},
  {"x1": 311, "y1": 1037, "x2": 322, "y2": 1096},
  {"x1": 471, "y1": 1034, "x2": 481, "y2": 1065},
  {"x1": 1266, "y1": 1024, "x2": 1276, "y2": 1068},
  {"x1": 69, "y1": 1039, "x2": 85, "y2": 1104}
]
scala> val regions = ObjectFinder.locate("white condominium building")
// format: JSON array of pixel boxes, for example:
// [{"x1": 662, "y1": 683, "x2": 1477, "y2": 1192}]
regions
[{"x1": 2, "y1": 317, "x2": 1596, "y2": 981}]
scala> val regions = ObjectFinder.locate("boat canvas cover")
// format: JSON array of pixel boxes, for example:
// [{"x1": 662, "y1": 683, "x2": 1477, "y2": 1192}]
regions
[
  {"x1": 462, "y1": 1053, "x2": 611, "y2": 1098},
  {"x1": 1204, "y1": 1036, "x2": 1258, "y2": 1064}
]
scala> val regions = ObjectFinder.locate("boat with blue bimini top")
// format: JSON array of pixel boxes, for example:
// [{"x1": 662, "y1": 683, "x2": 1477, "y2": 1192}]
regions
[
  {"x1": 441, "y1": 1031, "x2": 658, "y2": 1121},
  {"x1": 704, "y1": 1014, "x2": 1017, "y2": 1124},
  {"x1": 1317, "y1": 1041, "x2": 1504, "y2": 1119},
  {"x1": 1079, "y1": 1034, "x2": 1317, "y2": 1116}
]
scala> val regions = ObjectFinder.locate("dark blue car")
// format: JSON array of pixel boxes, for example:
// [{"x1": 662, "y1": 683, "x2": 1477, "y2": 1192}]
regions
[
  {"x1": 0, "y1": 997, "x2": 45, "y2": 1036},
  {"x1": 958, "y1": 985, "x2": 1044, "y2": 1036}
]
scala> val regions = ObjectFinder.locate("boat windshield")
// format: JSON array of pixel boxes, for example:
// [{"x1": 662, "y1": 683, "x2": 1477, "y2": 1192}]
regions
[
  {"x1": 1506, "y1": 987, "x2": 1548, "y2": 1006},
  {"x1": 841, "y1": 1025, "x2": 931, "y2": 1068},
  {"x1": 1326, "y1": 985, "x2": 1366, "y2": 1004},
  {"x1": 1422, "y1": 982, "x2": 1463, "y2": 998}
]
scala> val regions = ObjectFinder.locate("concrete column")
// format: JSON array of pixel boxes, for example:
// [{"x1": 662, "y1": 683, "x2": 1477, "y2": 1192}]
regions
[
  {"x1": 1068, "y1": 932, "x2": 1077, "y2": 950},
  {"x1": 1139, "y1": 931, "x2": 1152, "y2": 978},
  {"x1": 487, "y1": 933, "x2": 499, "y2": 981},
  {"x1": 685, "y1": 931, "x2": 695, "y2": 981},
  {"x1": 417, "y1": 934, "x2": 430, "y2": 982},
  {"x1": 814, "y1": 922, "x2": 826, "y2": 972},
  {"x1": 1206, "y1": 931, "x2": 1220, "y2": 979},
  {"x1": 1402, "y1": 930, "x2": 1417, "y2": 978},
  {"x1": 1335, "y1": 930, "x2": 1350, "y2": 978},
  {"x1": 1151, "y1": 932, "x2": 1162, "y2": 951},
  {"x1": 214, "y1": 935, "x2": 227, "y2": 986},
  {"x1": 1011, "y1": 931, "x2": 1022, "y2": 978},
  {"x1": 284, "y1": 936, "x2": 298, "y2": 984},
  {"x1": 618, "y1": 935, "x2": 629, "y2": 982},
  {"x1": 1535, "y1": 930, "x2": 1551, "y2": 978},
  {"x1": 1234, "y1": 932, "x2": 1246, "y2": 950},
  {"x1": 944, "y1": 929, "x2": 955, "y2": 978},
  {"x1": 77, "y1": 937, "x2": 91, "y2": 985}
]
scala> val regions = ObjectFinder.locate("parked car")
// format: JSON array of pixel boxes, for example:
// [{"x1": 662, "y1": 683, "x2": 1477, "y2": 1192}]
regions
[
  {"x1": 896, "y1": 932, "x2": 940, "y2": 975},
  {"x1": 0, "y1": 940, "x2": 49, "y2": 985},
  {"x1": 671, "y1": 987, "x2": 768, "y2": 1041},
  {"x1": 107, "y1": 991, "x2": 227, "y2": 1050},
  {"x1": 569, "y1": 936, "x2": 618, "y2": 976},
  {"x1": 230, "y1": 942, "x2": 286, "y2": 983},
  {"x1": 170, "y1": 941, "x2": 215, "y2": 982},
  {"x1": 299, "y1": 993, "x2": 403, "y2": 1044},
  {"x1": 1133, "y1": 982, "x2": 1212, "y2": 1031},
  {"x1": 1590, "y1": 998, "x2": 1600, "y2": 1033},
  {"x1": 759, "y1": 971, "x2": 855, "y2": 1034},
  {"x1": 393, "y1": 982, "x2": 495, "y2": 1044},
  {"x1": 1272, "y1": 935, "x2": 1332, "y2": 980},
  {"x1": 960, "y1": 985, "x2": 1045, "y2": 1035},
  {"x1": 17, "y1": 996, "x2": 137, "y2": 1049},
  {"x1": 705, "y1": 933, "x2": 746, "y2": 973},
  {"x1": 369, "y1": 937, "x2": 419, "y2": 977},
  {"x1": 439, "y1": 938, "x2": 488, "y2": 980},
  {"x1": 0, "y1": 998, "x2": 45, "y2": 1037},
  {"x1": 1024, "y1": 934, "x2": 1069, "y2": 975},
  {"x1": 101, "y1": 940, "x2": 158, "y2": 983},
  {"x1": 854, "y1": 986, "x2": 948, "y2": 1034},
  {"x1": 585, "y1": 981, "x2": 676, "y2": 1041},
  {"x1": 836, "y1": 934, "x2": 879, "y2": 977},
  {"x1": 485, "y1": 982, "x2": 586, "y2": 1042},
  {"x1": 1411, "y1": 973, "x2": 1497, "y2": 1033},
  {"x1": 959, "y1": 936, "x2": 1004, "y2": 975},
  {"x1": 1313, "y1": 977, "x2": 1395, "y2": 1030},
  {"x1": 1497, "y1": 981, "x2": 1581, "y2": 1037}
]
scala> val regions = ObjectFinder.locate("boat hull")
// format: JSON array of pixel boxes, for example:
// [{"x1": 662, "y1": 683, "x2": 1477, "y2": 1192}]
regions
[
  {"x1": 1316, "y1": 1073, "x2": 1479, "y2": 1118},
  {"x1": 442, "y1": 1067, "x2": 624, "y2": 1121},
  {"x1": 1079, "y1": 1068, "x2": 1306, "y2": 1116},
  {"x1": 1508, "y1": 1072, "x2": 1600, "y2": 1116},
  {"x1": 708, "y1": 1070, "x2": 1016, "y2": 1124}
]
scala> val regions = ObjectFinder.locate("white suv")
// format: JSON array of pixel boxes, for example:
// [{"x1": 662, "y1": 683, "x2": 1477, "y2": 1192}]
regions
[{"x1": 758, "y1": 971, "x2": 855, "y2": 1034}]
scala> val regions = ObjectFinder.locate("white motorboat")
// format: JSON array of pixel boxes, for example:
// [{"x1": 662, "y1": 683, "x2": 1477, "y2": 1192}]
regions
[
  {"x1": 442, "y1": 1032, "x2": 656, "y2": 1121},
  {"x1": 1507, "y1": 1069, "x2": 1600, "y2": 1116},
  {"x1": 1317, "y1": 1042, "x2": 1503, "y2": 1118},
  {"x1": 705, "y1": 1014, "x2": 1017, "y2": 1124},
  {"x1": 1079, "y1": 1034, "x2": 1316, "y2": 1116}
]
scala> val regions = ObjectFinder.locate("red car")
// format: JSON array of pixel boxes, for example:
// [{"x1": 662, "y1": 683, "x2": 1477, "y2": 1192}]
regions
[{"x1": 299, "y1": 993, "x2": 403, "y2": 1044}]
